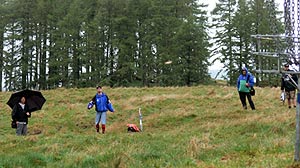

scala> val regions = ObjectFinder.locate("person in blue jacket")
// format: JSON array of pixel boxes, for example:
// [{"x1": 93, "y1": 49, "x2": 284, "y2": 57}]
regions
[
  {"x1": 87, "y1": 86, "x2": 114, "y2": 134},
  {"x1": 237, "y1": 67, "x2": 256, "y2": 110}
]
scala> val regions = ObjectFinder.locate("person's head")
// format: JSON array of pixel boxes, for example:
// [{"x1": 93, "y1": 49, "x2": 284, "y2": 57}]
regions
[
  {"x1": 284, "y1": 64, "x2": 289, "y2": 70},
  {"x1": 241, "y1": 67, "x2": 248, "y2": 76},
  {"x1": 20, "y1": 97, "x2": 26, "y2": 104},
  {"x1": 96, "y1": 86, "x2": 102, "y2": 94}
]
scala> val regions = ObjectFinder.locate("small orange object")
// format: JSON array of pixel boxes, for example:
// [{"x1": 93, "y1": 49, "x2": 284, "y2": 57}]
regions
[{"x1": 127, "y1": 124, "x2": 140, "y2": 132}]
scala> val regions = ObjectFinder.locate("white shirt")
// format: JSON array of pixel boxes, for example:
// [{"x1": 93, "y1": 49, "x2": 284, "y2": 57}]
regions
[{"x1": 19, "y1": 103, "x2": 25, "y2": 110}]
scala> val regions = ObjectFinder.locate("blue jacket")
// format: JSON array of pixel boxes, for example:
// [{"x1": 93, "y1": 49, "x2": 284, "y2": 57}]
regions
[
  {"x1": 237, "y1": 67, "x2": 255, "y2": 92},
  {"x1": 91, "y1": 92, "x2": 114, "y2": 112}
]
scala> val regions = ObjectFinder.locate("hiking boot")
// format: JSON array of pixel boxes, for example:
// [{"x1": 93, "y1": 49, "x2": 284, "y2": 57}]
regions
[
  {"x1": 101, "y1": 124, "x2": 105, "y2": 134},
  {"x1": 95, "y1": 124, "x2": 99, "y2": 133},
  {"x1": 243, "y1": 106, "x2": 247, "y2": 110}
]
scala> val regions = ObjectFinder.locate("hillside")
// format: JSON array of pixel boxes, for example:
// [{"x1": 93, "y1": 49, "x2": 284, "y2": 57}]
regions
[{"x1": 0, "y1": 85, "x2": 299, "y2": 167}]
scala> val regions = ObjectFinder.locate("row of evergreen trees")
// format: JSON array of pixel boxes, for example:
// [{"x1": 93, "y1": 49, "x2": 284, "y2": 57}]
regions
[{"x1": 0, "y1": 0, "x2": 284, "y2": 91}]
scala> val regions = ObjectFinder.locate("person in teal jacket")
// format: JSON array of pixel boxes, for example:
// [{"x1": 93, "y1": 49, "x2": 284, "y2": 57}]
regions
[
  {"x1": 237, "y1": 67, "x2": 255, "y2": 110},
  {"x1": 87, "y1": 86, "x2": 114, "y2": 134}
]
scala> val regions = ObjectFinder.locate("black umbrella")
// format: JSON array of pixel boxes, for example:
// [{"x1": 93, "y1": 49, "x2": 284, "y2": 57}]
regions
[{"x1": 7, "y1": 89, "x2": 46, "y2": 112}]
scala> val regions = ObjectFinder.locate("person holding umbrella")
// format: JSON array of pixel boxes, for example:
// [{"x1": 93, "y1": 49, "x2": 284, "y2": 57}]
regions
[
  {"x1": 7, "y1": 89, "x2": 46, "y2": 135},
  {"x1": 12, "y1": 97, "x2": 31, "y2": 136},
  {"x1": 87, "y1": 86, "x2": 114, "y2": 134}
]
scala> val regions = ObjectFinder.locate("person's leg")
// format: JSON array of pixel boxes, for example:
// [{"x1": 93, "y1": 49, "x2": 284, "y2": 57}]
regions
[
  {"x1": 246, "y1": 93, "x2": 255, "y2": 110},
  {"x1": 239, "y1": 92, "x2": 247, "y2": 109},
  {"x1": 16, "y1": 123, "x2": 23, "y2": 136},
  {"x1": 286, "y1": 91, "x2": 292, "y2": 108},
  {"x1": 95, "y1": 112, "x2": 101, "y2": 132},
  {"x1": 22, "y1": 124, "x2": 28, "y2": 136},
  {"x1": 101, "y1": 124, "x2": 105, "y2": 134},
  {"x1": 100, "y1": 112, "x2": 107, "y2": 134},
  {"x1": 291, "y1": 90, "x2": 296, "y2": 107}
]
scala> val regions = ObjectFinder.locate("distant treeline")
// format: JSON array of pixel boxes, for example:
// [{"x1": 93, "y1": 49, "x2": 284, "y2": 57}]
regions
[{"x1": 0, "y1": 0, "x2": 284, "y2": 91}]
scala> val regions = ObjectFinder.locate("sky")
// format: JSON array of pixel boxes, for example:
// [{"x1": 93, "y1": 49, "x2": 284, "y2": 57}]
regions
[{"x1": 202, "y1": 0, "x2": 285, "y2": 78}]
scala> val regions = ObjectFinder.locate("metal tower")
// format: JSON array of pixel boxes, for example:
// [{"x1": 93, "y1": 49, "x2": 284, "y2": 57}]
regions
[{"x1": 252, "y1": 0, "x2": 300, "y2": 73}]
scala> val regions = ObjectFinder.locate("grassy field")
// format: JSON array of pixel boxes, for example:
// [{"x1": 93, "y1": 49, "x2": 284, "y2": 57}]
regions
[{"x1": 0, "y1": 84, "x2": 300, "y2": 167}]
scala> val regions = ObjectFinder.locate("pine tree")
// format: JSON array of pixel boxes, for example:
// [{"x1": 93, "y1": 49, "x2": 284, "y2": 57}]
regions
[
  {"x1": 0, "y1": 0, "x2": 9, "y2": 91},
  {"x1": 173, "y1": 1, "x2": 211, "y2": 86},
  {"x1": 211, "y1": 0, "x2": 237, "y2": 85}
]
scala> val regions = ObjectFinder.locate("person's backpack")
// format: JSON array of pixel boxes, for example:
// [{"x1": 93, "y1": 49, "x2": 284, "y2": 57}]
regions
[
  {"x1": 127, "y1": 124, "x2": 140, "y2": 132},
  {"x1": 11, "y1": 119, "x2": 17, "y2": 129},
  {"x1": 247, "y1": 75, "x2": 255, "y2": 96},
  {"x1": 249, "y1": 87, "x2": 255, "y2": 96}
]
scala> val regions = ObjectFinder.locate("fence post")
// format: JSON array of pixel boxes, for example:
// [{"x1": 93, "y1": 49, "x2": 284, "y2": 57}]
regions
[{"x1": 295, "y1": 82, "x2": 300, "y2": 161}]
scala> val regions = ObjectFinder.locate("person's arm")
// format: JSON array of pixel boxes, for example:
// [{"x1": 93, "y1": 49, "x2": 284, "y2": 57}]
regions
[
  {"x1": 25, "y1": 105, "x2": 31, "y2": 118},
  {"x1": 91, "y1": 95, "x2": 96, "y2": 104},
  {"x1": 249, "y1": 75, "x2": 255, "y2": 87},
  {"x1": 26, "y1": 112, "x2": 31, "y2": 118},
  {"x1": 281, "y1": 75, "x2": 285, "y2": 91},
  {"x1": 106, "y1": 95, "x2": 114, "y2": 112},
  {"x1": 293, "y1": 74, "x2": 298, "y2": 84},
  {"x1": 105, "y1": 95, "x2": 110, "y2": 104},
  {"x1": 87, "y1": 95, "x2": 96, "y2": 109}
]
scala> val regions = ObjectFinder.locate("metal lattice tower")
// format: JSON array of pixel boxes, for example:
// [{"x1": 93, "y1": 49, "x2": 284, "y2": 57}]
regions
[{"x1": 252, "y1": 0, "x2": 300, "y2": 73}]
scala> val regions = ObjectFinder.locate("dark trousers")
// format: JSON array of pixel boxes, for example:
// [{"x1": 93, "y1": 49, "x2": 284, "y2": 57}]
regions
[
  {"x1": 16, "y1": 122, "x2": 27, "y2": 136},
  {"x1": 239, "y1": 91, "x2": 255, "y2": 110}
]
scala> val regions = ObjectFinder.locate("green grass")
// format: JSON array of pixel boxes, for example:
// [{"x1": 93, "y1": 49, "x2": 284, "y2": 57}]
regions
[{"x1": 0, "y1": 85, "x2": 299, "y2": 167}]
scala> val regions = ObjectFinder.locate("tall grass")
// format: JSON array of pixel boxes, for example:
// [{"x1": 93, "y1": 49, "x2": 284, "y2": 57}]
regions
[{"x1": 0, "y1": 85, "x2": 299, "y2": 167}]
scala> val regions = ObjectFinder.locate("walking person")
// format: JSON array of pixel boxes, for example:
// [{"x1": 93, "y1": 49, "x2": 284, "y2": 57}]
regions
[
  {"x1": 237, "y1": 67, "x2": 256, "y2": 110},
  {"x1": 87, "y1": 86, "x2": 114, "y2": 134},
  {"x1": 281, "y1": 64, "x2": 298, "y2": 108},
  {"x1": 11, "y1": 96, "x2": 31, "y2": 136}
]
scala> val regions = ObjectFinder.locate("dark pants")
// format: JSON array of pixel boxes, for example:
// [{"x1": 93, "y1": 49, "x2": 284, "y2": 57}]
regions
[
  {"x1": 239, "y1": 91, "x2": 255, "y2": 110},
  {"x1": 16, "y1": 122, "x2": 27, "y2": 136}
]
